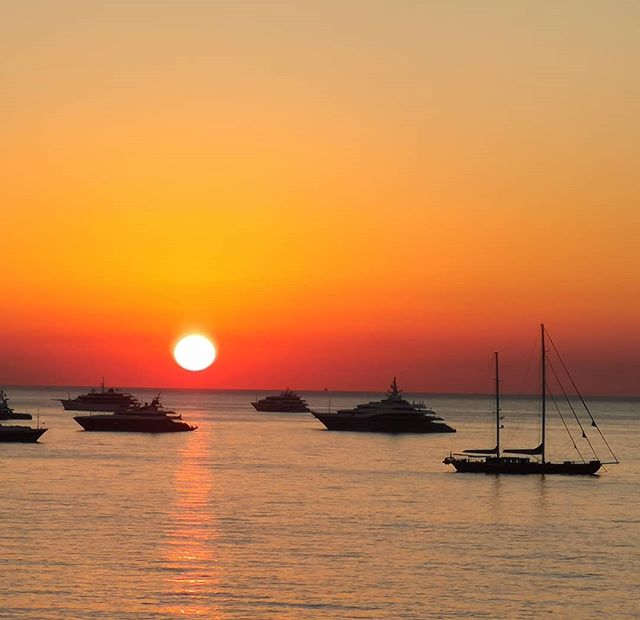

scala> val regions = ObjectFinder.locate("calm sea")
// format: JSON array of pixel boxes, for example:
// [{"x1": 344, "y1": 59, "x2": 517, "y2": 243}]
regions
[{"x1": 1, "y1": 388, "x2": 638, "y2": 619}]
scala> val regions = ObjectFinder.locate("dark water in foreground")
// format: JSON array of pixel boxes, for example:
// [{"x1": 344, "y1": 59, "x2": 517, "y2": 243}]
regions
[{"x1": 1, "y1": 388, "x2": 639, "y2": 619}]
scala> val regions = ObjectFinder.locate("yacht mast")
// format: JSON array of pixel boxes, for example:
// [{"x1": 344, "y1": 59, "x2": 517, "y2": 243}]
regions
[
  {"x1": 495, "y1": 352, "x2": 500, "y2": 458},
  {"x1": 541, "y1": 323, "x2": 546, "y2": 464}
]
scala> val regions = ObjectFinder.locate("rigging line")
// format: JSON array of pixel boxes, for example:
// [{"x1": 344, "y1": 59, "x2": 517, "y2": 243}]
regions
[
  {"x1": 547, "y1": 389, "x2": 585, "y2": 462},
  {"x1": 545, "y1": 330, "x2": 620, "y2": 463},
  {"x1": 546, "y1": 356, "x2": 599, "y2": 460}
]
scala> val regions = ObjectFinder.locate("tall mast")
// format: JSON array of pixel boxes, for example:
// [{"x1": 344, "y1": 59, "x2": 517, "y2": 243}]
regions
[
  {"x1": 540, "y1": 323, "x2": 546, "y2": 464},
  {"x1": 495, "y1": 351, "x2": 500, "y2": 458}
]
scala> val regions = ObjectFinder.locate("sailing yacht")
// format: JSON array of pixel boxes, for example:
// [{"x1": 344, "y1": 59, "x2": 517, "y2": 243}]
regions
[{"x1": 443, "y1": 325, "x2": 619, "y2": 475}]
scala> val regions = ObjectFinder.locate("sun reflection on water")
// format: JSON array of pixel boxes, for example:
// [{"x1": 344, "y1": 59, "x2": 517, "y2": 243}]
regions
[{"x1": 159, "y1": 424, "x2": 222, "y2": 618}]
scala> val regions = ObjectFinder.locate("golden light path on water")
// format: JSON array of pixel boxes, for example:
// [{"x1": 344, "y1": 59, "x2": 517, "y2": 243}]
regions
[{"x1": 160, "y1": 423, "x2": 222, "y2": 618}]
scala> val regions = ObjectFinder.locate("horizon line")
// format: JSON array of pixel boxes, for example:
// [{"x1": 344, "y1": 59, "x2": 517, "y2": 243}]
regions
[{"x1": 3, "y1": 383, "x2": 639, "y2": 401}]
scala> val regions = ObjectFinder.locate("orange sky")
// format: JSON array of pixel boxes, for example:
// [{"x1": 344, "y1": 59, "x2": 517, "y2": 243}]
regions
[{"x1": 1, "y1": 1, "x2": 638, "y2": 394}]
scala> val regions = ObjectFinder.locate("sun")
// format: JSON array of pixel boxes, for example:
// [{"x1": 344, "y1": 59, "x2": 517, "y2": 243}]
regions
[{"x1": 173, "y1": 334, "x2": 217, "y2": 371}]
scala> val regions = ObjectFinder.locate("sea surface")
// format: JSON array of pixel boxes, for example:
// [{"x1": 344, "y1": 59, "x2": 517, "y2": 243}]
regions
[{"x1": 1, "y1": 387, "x2": 638, "y2": 619}]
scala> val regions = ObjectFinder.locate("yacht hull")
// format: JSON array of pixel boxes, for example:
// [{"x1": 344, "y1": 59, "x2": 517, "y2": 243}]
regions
[
  {"x1": 0, "y1": 427, "x2": 47, "y2": 443},
  {"x1": 252, "y1": 402, "x2": 310, "y2": 412},
  {"x1": 313, "y1": 412, "x2": 456, "y2": 433},
  {"x1": 443, "y1": 457, "x2": 601, "y2": 475},
  {"x1": 0, "y1": 412, "x2": 32, "y2": 420},
  {"x1": 60, "y1": 400, "x2": 133, "y2": 412},
  {"x1": 74, "y1": 416, "x2": 196, "y2": 433}
]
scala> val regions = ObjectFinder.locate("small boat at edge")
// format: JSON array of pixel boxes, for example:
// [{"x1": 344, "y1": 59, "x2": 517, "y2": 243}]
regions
[{"x1": 0, "y1": 390, "x2": 33, "y2": 420}]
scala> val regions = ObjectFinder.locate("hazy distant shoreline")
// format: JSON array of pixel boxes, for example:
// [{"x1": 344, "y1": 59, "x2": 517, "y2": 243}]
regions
[{"x1": 4, "y1": 385, "x2": 639, "y2": 400}]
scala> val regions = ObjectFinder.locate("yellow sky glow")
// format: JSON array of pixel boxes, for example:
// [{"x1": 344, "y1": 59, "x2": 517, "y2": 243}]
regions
[{"x1": 1, "y1": 1, "x2": 638, "y2": 393}]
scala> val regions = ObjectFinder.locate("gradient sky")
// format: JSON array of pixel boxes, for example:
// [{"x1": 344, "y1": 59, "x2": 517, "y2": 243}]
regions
[{"x1": 1, "y1": 1, "x2": 638, "y2": 394}]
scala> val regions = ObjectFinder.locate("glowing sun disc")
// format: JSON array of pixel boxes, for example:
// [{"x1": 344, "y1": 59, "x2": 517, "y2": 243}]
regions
[{"x1": 174, "y1": 335, "x2": 216, "y2": 371}]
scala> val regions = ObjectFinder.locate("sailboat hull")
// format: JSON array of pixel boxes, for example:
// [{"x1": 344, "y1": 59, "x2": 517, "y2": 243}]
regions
[{"x1": 443, "y1": 456, "x2": 601, "y2": 475}]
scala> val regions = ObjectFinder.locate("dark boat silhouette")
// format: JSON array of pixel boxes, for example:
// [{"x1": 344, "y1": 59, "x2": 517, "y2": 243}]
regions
[
  {"x1": 312, "y1": 378, "x2": 455, "y2": 433},
  {"x1": 0, "y1": 423, "x2": 47, "y2": 443},
  {"x1": 58, "y1": 379, "x2": 140, "y2": 412},
  {"x1": 0, "y1": 390, "x2": 33, "y2": 420},
  {"x1": 251, "y1": 389, "x2": 311, "y2": 412},
  {"x1": 443, "y1": 325, "x2": 619, "y2": 475},
  {"x1": 73, "y1": 395, "x2": 196, "y2": 433}
]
